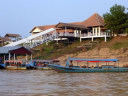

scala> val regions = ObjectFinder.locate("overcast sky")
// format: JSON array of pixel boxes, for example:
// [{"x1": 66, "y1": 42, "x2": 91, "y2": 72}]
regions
[{"x1": 0, "y1": 0, "x2": 127, "y2": 37}]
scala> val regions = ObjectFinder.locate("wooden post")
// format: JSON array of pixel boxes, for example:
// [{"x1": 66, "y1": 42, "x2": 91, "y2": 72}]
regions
[
  {"x1": 92, "y1": 37, "x2": 93, "y2": 41},
  {"x1": 31, "y1": 54, "x2": 32, "y2": 61},
  {"x1": 26, "y1": 54, "x2": 28, "y2": 61},
  {"x1": 92, "y1": 27, "x2": 94, "y2": 36},
  {"x1": 14, "y1": 53, "x2": 15, "y2": 65},
  {"x1": 115, "y1": 61, "x2": 117, "y2": 67},
  {"x1": 80, "y1": 37, "x2": 82, "y2": 42},
  {"x1": 80, "y1": 30, "x2": 81, "y2": 37},
  {"x1": 9, "y1": 53, "x2": 11, "y2": 66},
  {"x1": 87, "y1": 62, "x2": 89, "y2": 69},
  {"x1": 118, "y1": 61, "x2": 119, "y2": 68},
  {"x1": 96, "y1": 28, "x2": 97, "y2": 36},
  {"x1": 54, "y1": 28, "x2": 57, "y2": 38},
  {"x1": 4, "y1": 55, "x2": 5, "y2": 64},
  {"x1": 46, "y1": 41, "x2": 48, "y2": 45},
  {"x1": 105, "y1": 35, "x2": 107, "y2": 42},
  {"x1": 9, "y1": 53, "x2": 11, "y2": 60},
  {"x1": 74, "y1": 29, "x2": 77, "y2": 37},
  {"x1": 65, "y1": 26, "x2": 67, "y2": 33},
  {"x1": 14, "y1": 53, "x2": 15, "y2": 61},
  {"x1": 99, "y1": 26, "x2": 101, "y2": 36},
  {"x1": 59, "y1": 61, "x2": 60, "y2": 65}
]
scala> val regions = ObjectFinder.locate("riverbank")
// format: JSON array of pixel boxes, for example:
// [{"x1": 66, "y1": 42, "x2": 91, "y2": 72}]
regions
[
  {"x1": 32, "y1": 36, "x2": 128, "y2": 67},
  {"x1": 57, "y1": 36, "x2": 128, "y2": 67}
]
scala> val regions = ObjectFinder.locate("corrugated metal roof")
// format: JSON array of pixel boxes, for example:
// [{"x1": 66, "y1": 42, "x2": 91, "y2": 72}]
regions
[
  {"x1": 0, "y1": 46, "x2": 21, "y2": 54},
  {"x1": 5, "y1": 34, "x2": 21, "y2": 37}
]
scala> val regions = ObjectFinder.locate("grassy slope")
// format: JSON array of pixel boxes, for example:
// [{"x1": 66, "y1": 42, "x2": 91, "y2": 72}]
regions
[
  {"x1": 96, "y1": 36, "x2": 128, "y2": 49},
  {"x1": 32, "y1": 36, "x2": 128, "y2": 60},
  {"x1": 32, "y1": 39, "x2": 90, "y2": 59}
]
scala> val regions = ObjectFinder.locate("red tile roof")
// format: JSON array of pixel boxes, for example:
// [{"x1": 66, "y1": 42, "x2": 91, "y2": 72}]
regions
[
  {"x1": 55, "y1": 22, "x2": 88, "y2": 29},
  {"x1": 30, "y1": 13, "x2": 104, "y2": 33},
  {"x1": 29, "y1": 23, "x2": 81, "y2": 33},
  {"x1": 38, "y1": 24, "x2": 55, "y2": 30},
  {"x1": 80, "y1": 13, "x2": 104, "y2": 27},
  {"x1": 30, "y1": 25, "x2": 55, "y2": 33}
]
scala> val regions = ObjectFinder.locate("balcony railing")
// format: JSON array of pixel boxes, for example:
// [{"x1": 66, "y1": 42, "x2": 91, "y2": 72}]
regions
[{"x1": 58, "y1": 32, "x2": 111, "y2": 38}]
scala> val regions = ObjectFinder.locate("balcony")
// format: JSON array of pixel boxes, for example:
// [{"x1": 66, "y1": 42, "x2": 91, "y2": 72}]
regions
[{"x1": 58, "y1": 32, "x2": 111, "y2": 38}]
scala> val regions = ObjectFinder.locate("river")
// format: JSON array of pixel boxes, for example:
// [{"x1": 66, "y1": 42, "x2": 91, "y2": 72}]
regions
[{"x1": 0, "y1": 70, "x2": 128, "y2": 96}]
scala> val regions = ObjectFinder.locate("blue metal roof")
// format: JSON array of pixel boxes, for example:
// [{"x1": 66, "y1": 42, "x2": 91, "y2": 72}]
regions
[
  {"x1": 68, "y1": 58, "x2": 118, "y2": 62},
  {"x1": 0, "y1": 46, "x2": 21, "y2": 54}
]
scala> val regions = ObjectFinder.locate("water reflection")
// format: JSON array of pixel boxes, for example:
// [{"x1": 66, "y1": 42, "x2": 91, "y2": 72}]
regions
[{"x1": 0, "y1": 70, "x2": 128, "y2": 96}]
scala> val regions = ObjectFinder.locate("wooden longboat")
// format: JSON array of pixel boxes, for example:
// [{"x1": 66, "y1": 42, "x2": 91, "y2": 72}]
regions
[
  {"x1": 31, "y1": 60, "x2": 60, "y2": 70},
  {"x1": 5, "y1": 60, "x2": 27, "y2": 70},
  {"x1": 45, "y1": 57, "x2": 128, "y2": 73}
]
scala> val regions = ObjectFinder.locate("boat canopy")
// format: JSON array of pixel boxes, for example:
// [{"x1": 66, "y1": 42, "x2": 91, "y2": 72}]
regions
[
  {"x1": 5, "y1": 60, "x2": 22, "y2": 63},
  {"x1": 68, "y1": 58, "x2": 118, "y2": 62}
]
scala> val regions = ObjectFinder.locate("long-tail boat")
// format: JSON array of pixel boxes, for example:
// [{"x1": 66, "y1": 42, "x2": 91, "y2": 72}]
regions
[
  {"x1": 28, "y1": 60, "x2": 60, "y2": 70},
  {"x1": 45, "y1": 57, "x2": 128, "y2": 73},
  {"x1": 5, "y1": 60, "x2": 27, "y2": 70}
]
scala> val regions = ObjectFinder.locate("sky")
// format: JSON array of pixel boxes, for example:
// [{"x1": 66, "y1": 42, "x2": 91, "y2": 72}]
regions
[{"x1": 0, "y1": 0, "x2": 127, "y2": 38}]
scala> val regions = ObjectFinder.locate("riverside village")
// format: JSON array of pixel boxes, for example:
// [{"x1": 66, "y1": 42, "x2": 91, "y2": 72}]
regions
[
  {"x1": 1, "y1": 2, "x2": 128, "y2": 96},
  {"x1": 0, "y1": 4, "x2": 128, "y2": 72}
]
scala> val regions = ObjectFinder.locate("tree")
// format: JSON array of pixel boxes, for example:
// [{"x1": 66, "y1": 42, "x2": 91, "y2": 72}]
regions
[
  {"x1": 125, "y1": 11, "x2": 128, "y2": 35},
  {"x1": 103, "y1": 4, "x2": 127, "y2": 36}
]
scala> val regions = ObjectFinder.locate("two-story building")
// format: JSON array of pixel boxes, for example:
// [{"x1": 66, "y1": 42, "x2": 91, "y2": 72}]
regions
[{"x1": 30, "y1": 13, "x2": 110, "y2": 42}]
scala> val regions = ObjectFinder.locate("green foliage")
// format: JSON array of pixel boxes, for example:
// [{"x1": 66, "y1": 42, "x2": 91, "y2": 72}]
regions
[
  {"x1": 103, "y1": 4, "x2": 128, "y2": 36},
  {"x1": 33, "y1": 40, "x2": 90, "y2": 59},
  {"x1": 53, "y1": 44, "x2": 59, "y2": 49},
  {"x1": 125, "y1": 28, "x2": 128, "y2": 35},
  {"x1": 112, "y1": 40, "x2": 128, "y2": 49},
  {"x1": 107, "y1": 37, "x2": 113, "y2": 41},
  {"x1": 112, "y1": 42, "x2": 123, "y2": 49}
]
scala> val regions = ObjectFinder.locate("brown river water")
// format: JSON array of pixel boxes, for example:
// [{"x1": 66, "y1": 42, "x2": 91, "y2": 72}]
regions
[{"x1": 0, "y1": 70, "x2": 128, "y2": 96}]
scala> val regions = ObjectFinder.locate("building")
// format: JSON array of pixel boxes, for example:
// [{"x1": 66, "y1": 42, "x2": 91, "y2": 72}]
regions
[
  {"x1": 0, "y1": 46, "x2": 32, "y2": 64},
  {"x1": 0, "y1": 37, "x2": 12, "y2": 47},
  {"x1": 5, "y1": 33, "x2": 21, "y2": 42},
  {"x1": 30, "y1": 13, "x2": 110, "y2": 42}
]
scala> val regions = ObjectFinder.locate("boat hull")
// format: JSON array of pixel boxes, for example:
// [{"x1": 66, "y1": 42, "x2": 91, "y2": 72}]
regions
[
  {"x1": 37, "y1": 67, "x2": 52, "y2": 70},
  {"x1": 5, "y1": 66, "x2": 26, "y2": 70},
  {"x1": 47, "y1": 64, "x2": 128, "y2": 73},
  {"x1": 0, "y1": 64, "x2": 5, "y2": 69}
]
